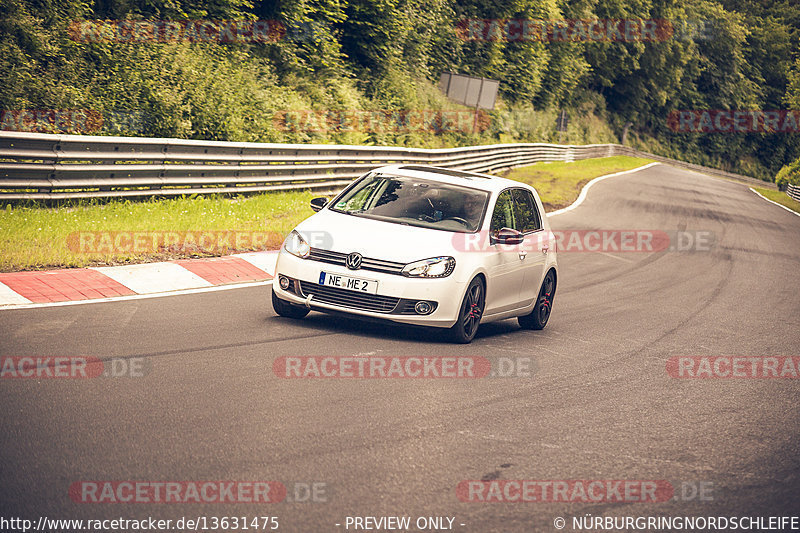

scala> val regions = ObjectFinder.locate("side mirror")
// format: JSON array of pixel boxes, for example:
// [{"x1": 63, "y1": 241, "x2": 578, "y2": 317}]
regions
[
  {"x1": 310, "y1": 197, "x2": 329, "y2": 212},
  {"x1": 492, "y1": 227, "x2": 524, "y2": 245}
]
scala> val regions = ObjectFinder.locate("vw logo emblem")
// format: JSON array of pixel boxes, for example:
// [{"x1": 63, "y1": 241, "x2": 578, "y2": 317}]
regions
[{"x1": 346, "y1": 252, "x2": 363, "y2": 270}]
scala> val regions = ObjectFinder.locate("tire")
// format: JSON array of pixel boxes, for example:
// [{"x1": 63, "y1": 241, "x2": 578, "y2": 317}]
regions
[
  {"x1": 449, "y1": 277, "x2": 485, "y2": 344},
  {"x1": 272, "y1": 289, "x2": 310, "y2": 319},
  {"x1": 518, "y1": 270, "x2": 555, "y2": 330}
]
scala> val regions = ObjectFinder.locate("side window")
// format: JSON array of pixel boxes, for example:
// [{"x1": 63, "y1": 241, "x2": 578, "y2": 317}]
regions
[
  {"x1": 512, "y1": 188, "x2": 542, "y2": 232},
  {"x1": 490, "y1": 190, "x2": 516, "y2": 234}
]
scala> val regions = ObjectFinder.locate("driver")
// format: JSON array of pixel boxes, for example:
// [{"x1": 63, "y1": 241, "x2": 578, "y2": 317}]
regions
[{"x1": 461, "y1": 193, "x2": 485, "y2": 226}]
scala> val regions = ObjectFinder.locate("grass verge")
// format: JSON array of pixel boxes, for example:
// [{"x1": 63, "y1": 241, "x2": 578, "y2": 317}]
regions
[
  {"x1": 0, "y1": 156, "x2": 655, "y2": 272},
  {"x1": 752, "y1": 187, "x2": 800, "y2": 215},
  {"x1": 0, "y1": 191, "x2": 317, "y2": 272}
]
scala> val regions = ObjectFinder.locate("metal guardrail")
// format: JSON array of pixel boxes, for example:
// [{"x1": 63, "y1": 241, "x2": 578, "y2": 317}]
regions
[
  {"x1": 787, "y1": 183, "x2": 800, "y2": 202},
  {"x1": 0, "y1": 131, "x2": 774, "y2": 200}
]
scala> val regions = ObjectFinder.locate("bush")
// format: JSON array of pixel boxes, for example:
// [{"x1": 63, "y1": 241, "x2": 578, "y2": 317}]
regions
[{"x1": 775, "y1": 158, "x2": 800, "y2": 191}]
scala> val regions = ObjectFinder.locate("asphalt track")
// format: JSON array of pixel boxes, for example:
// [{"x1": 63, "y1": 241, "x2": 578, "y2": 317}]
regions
[{"x1": 1, "y1": 164, "x2": 799, "y2": 532}]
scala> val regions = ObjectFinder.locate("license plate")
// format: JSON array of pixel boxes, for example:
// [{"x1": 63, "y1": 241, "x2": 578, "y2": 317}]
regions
[{"x1": 318, "y1": 271, "x2": 378, "y2": 294}]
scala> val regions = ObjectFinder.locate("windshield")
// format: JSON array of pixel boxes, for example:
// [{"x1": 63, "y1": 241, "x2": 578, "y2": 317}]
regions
[{"x1": 330, "y1": 174, "x2": 489, "y2": 233}]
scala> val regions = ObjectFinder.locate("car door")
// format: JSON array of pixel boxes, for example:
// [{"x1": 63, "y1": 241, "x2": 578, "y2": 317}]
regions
[
  {"x1": 484, "y1": 189, "x2": 528, "y2": 314},
  {"x1": 512, "y1": 188, "x2": 547, "y2": 306}
]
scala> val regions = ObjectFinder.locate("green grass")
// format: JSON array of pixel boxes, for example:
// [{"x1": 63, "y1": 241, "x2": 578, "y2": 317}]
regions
[
  {"x1": 753, "y1": 187, "x2": 800, "y2": 214},
  {"x1": 501, "y1": 155, "x2": 655, "y2": 211},
  {"x1": 0, "y1": 156, "x2": 655, "y2": 272},
  {"x1": 0, "y1": 192, "x2": 316, "y2": 272}
]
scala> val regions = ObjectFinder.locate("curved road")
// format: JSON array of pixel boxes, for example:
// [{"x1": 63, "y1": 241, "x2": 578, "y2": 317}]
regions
[{"x1": 1, "y1": 164, "x2": 799, "y2": 531}]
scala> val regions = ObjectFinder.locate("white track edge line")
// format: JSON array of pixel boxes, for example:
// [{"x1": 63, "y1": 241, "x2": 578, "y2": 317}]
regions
[
  {"x1": 547, "y1": 162, "x2": 660, "y2": 217},
  {"x1": 0, "y1": 279, "x2": 273, "y2": 311},
  {"x1": 749, "y1": 187, "x2": 800, "y2": 218}
]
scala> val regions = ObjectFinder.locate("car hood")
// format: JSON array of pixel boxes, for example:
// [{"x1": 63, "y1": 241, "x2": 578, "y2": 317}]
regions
[{"x1": 293, "y1": 209, "x2": 465, "y2": 263}]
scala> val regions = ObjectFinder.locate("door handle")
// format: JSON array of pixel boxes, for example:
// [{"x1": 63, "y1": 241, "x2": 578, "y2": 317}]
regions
[
  {"x1": 542, "y1": 245, "x2": 549, "y2": 254},
  {"x1": 519, "y1": 251, "x2": 528, "y2": 260}
]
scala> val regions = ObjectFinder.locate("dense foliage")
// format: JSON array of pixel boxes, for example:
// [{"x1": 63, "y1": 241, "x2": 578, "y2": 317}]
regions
[{"x1": 1, "y1": 0, "x2": 798, "y2": 180}]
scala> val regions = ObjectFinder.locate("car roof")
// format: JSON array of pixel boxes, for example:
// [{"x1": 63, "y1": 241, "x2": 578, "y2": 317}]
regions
[{"x1": 373, "y1": 164, "x2": 528, "y2": 193}]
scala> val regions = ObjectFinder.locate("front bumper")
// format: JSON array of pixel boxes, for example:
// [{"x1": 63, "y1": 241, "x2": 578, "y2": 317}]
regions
[{"x1": 272, "y1": 251, "x2": 465, "y2": 328}]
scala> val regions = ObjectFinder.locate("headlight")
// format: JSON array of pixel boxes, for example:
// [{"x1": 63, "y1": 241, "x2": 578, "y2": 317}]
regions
[
  {"x1": 401, "y1": 256, "x2": 456, "y2": 278},
  {"x1": 283, "y1": 230, "x2": 310, "y2": 259}
]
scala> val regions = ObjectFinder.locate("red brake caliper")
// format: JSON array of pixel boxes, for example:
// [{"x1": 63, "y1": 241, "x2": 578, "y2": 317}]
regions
[{"x1": 470, "y1": 302, "x2": 481, "y2": 318}]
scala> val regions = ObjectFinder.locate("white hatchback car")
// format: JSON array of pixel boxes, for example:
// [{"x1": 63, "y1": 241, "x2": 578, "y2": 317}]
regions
[{"x1": 272, "y1": 165, "x2": 558, "y2": 343}]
